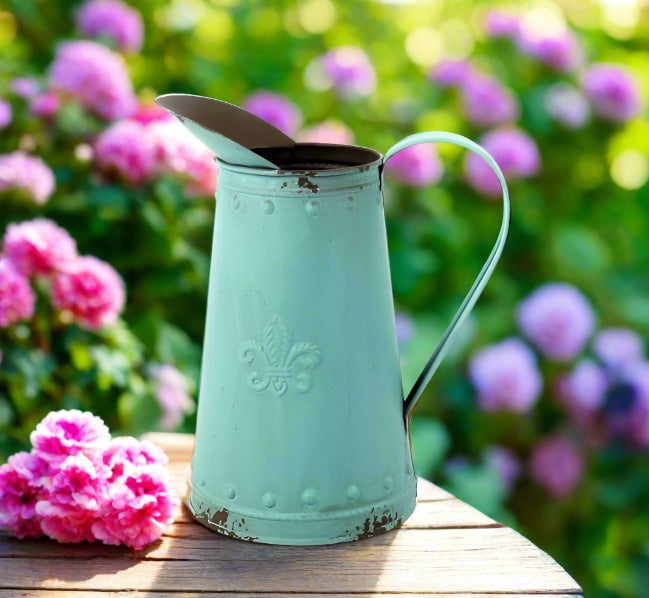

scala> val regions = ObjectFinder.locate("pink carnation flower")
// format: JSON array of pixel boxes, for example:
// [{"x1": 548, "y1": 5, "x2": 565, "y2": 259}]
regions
[
  {"x1": 92, "y1": 463, "x2": 179, "y2": 550},
  {"x1": 132, "y1": 102, "x2": 172, "y2": 125},
  {"x1": 76, "y1": 0, "x2": 144, "y2": 53},
  {"x1": 0, "y1": 258, "x2": 35, "y2": 327},
  {"x1": 95, "y1": 119, "x2": 157, "y2": 184},
  {"x1": 148, "y1": 119, "x2": 219, "y2": 197},
  {"x1": 0, "y1": 151, "x2": 55, "y2": 205},
  {"x1": 102, "y1": 436, "x2": 168, "y2": 482},
  {"x1": 3, "y1": 219, "x2": 78, "y2": 277},
  {"x1": 36, "y1": 453, "x2": 109, "y2": 543},
  {"x1": 0, "y1": 452, "x2": 47, "y2": 538},
  {"x1": 530, "y1": 436, "x2": 583, "y2": 498},
  {"x1": 149, "y1": 364, "x2": 194, "y2": 430},
  {"x1": 30, "y1": 409, "x2": 110, "y2": 465},
  {"x1": 50, "y1": 40, "x2": 136, "y2": 121},
  {"x1": 385, "y1": 143, "x2": 443, "y2": 187},
  {"x1": 298, "y1": 120, "x2": 355, "y2": 145},
  {"x1": 52, "y1": 256, "x2": 125, "y2": 330}
]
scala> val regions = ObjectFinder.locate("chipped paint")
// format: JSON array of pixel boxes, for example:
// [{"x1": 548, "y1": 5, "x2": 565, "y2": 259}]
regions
[
  {"x1": 297, "y1": 176, "x2": 319, "y2": 193},
  {"x1": 354, "y1": 509, "x2": 401, "y2": 541}
]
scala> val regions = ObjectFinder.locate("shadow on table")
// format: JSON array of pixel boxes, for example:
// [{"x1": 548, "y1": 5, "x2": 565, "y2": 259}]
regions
[{"x1": 139, "y1": 506, "x2": 399, "y2": 595}]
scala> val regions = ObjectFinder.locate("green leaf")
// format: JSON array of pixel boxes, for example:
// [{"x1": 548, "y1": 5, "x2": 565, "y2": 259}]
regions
[{"x1": 410, "y1": 417, "x2": 450, "y2": 477}]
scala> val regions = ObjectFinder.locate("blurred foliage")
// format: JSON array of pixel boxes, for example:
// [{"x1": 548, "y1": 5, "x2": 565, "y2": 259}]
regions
[{"x1": 1, "y1": 0, "x2": 649, "y2": 595}]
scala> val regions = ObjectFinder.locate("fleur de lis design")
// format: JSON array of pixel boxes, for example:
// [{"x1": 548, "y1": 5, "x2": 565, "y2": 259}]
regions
[{"x1": 239, "y1": 315, "x2": 321, "y2": 397}]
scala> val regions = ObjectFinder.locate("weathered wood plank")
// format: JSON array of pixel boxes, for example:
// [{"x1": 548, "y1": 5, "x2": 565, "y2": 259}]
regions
[
  {"x1": 0, "y1": 433, "x2": 581, "y2": 596},
  {"x1": 0, "y1": 526, "x2": 581, "y2": 593},
  {"x1": 0, "y1": 592, "x2": 583, "y2": 598}
]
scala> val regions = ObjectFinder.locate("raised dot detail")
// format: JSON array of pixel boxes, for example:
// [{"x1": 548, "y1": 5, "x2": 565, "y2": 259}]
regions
[
  {"x1": 231, "y1": 195, "x2": 240, "y2": 212},
  {"x1": 346, "y1": 196, "x2": 356, "y2": 211},
  {"x1": 301, "y1": 487, "x2": 318, "y2": 506},
  {"x1": 346, "y1": 485, "x2": 360, "y2": 501},
  {"x1": 223, "y1": 484, "x2": 236, "y2": 499},
  {"x1": 262, "y1": 199, "x2": 275, "y2": 215},
  {"x1": 383, "y1": 474, "x2": 394, "y2": 492},
  {"x1": 305, "y1": 199, "x2": 320, "y2": 217},
  {"x1": 262, "y1": 492, "x2": 276, "y2": 508}
]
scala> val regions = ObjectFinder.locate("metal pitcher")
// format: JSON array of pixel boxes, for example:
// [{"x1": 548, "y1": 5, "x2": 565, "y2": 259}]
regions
[{"x1": 156, "y1": 94, "x2": 510, "y2": 545}]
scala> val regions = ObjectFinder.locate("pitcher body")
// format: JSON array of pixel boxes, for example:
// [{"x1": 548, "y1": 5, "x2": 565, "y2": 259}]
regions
[{"x1": 189, "y1": 145, "x2": 417, "y2": 544}]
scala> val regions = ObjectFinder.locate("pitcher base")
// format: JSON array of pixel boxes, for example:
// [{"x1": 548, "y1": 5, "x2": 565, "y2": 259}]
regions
[{"x1": 185, "y1": 481, "x2": 417, "y2": 545}]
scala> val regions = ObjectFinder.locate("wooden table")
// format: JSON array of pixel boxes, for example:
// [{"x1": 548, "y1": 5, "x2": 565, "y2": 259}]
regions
[{"x1": 0, "y1": 433, "x2": 582, "y2": 597}]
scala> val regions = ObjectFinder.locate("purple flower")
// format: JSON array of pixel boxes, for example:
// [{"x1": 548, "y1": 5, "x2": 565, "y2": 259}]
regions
[
  {"x1": 242, "y1": 91, "x2": 302, "y2": 137},
  {"x1": 429, "y1": 59, "x2": 473, "y2": 88},
  {"x1": 319, "y1": 46, "x2": 377, "y2": 98},
  {"x1": 468, "y1": 337, "x2": 542, "y2": 413},
  {"x1": 581, "y1": 64, "x2": 642, "y2": 124},
  {"x1": 50, "y1": 41, "x2": 136, "y2": 121},
  {"x1": 0, "y1": 151, "x2": 56, "y2": 205},
  {"x1": 544, "y1": 83, "x2": 590, "y2": 129},
  {"x1": 517, "y1": 29, "x2": 583, "y2": 72},
  {"x1": 395, "y1": 312, "x2": 414, "y2": 346},
  {"x1": 461, "y1": 75, "x2": 520, "y2": 128},
  {"x1": 484, "y1": 9, "x2": 520, "y2": 38},
  {"x1": 622, "y1": 362, "x2": 649, "y2": 448},
  {"x1": 594, "y1": 328, "x2": 644, "y2": 371},
  {"x1": 11, "y1": 77, "x2": 39, "y2": 100},
  {"x1": 530, "y1": 435, "x2": 583, "y2": 498},
  {"x1": 76, "y1": 0, "x2": 143, "y2": 53},
  {"x1": 483, "y1": 445, "x2": 521, "y2": 491},
  {"x1": 298, "y1": 120, "x2": 354, "y2": 145},
  {"x1": 464, "y1": 128, "x2": 540, "y2": 197},
  {"x1": 517, "y1": 283, "x2": 595, "y2": 362},
  {"x1": 385, "y1": 143, "x2": 443, "y2": 187},
  {"x1": 557, "y1": 359, "x2": 608, "y2": 415},
  {"x1": 0, "y1": 100, "x2": 12, "y2": 130},
  {"x1": 0, "y1": 258, "x2": 35, "y2": 327},
  {"x1": 148, "y1": 364, "x2": 194, "y2": 430},
  {"x1": 95, "y1": 119, "x2": 156, "y2": 184},
  {"x1": 29, "y1": 92, "x2": 60, "y2": 119}
]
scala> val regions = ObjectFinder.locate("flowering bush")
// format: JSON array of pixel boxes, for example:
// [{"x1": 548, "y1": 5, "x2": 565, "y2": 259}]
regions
[{"x1": 0, "y1": 0, "x2": 648, "y2": 594}]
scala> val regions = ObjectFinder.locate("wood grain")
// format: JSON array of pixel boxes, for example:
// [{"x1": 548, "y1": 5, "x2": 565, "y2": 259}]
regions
[{"x1": 0, "y1": 433, "x2": 582, "y2": 597}]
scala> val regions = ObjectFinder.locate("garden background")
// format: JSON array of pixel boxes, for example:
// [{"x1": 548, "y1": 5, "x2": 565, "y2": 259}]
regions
[{"x1": 1, "y1": 0, "x2": 648, "y2": 595}]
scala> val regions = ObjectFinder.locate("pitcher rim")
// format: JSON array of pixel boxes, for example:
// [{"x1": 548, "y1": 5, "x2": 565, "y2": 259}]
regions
[{"x1": 216, "y1": 142, "x2": 383, "y2": 177}]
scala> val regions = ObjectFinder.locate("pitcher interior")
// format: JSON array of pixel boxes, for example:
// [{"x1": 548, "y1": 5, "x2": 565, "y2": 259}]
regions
[{"x1": 253, "y1": 143, "x2": 382, "y2": 172}]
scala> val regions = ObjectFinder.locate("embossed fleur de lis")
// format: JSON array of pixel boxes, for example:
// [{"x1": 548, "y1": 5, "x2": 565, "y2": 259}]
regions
[{"x1": 239, "y1": 315, "x2": 321, "y2": 397}]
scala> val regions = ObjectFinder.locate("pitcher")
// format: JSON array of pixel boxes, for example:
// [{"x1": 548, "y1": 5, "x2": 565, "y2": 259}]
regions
[{"x1": 156, "y1": 94, "x2": 510, "y2": 545}]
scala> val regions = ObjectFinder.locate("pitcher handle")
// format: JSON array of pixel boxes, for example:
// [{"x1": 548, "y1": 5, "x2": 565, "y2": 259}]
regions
[{"x1": 383, "y1": 132, "x2": 510, "y2": 420}]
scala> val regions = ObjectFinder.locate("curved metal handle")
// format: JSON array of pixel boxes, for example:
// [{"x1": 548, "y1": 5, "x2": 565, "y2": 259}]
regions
[{"x1": 383, "y1": 132, "x2": 510, "y2": 420}]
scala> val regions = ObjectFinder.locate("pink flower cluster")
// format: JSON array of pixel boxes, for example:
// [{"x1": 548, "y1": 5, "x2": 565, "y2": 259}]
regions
[
  {"x1": 1, "y1": 218, "x2": 125, "y2": 330},
  {"x1": 0, "y1": 151, "x2": 56, "y2": 205},
  {"x1": 0, "y1": 410, "x2": 178, "y2": 549},
  {"x1": 317, "y1": 46, "x2": 377, "y2": 99},
  {"x1": 429, "y1": 60, "x2": 519, "y2": 128},
  {"x1": 76, "y1": 0, "x2": 144, "y2": 53},
  {"x1": 94, "y1": 110, "x2": 219, "y2": 196},
  {"x1": 49, "y1": 40, "x2": 136, "y2": 121},
  {"x1": 385, "y1": 143, "x2": 443, "y2": 188},
  {"x1": 483, "y1": 9, "x2": 583, "y2": 73}
]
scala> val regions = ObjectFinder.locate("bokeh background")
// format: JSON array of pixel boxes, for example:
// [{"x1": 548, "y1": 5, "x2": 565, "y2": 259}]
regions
[{"x1": 1, "y1": 0, "x2": 648, "y2": 594}]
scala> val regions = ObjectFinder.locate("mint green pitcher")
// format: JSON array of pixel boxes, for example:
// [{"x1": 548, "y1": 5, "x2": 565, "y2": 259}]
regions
[{"x1": 156, "y1": 94, "x2": 510, "y2": 545}]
